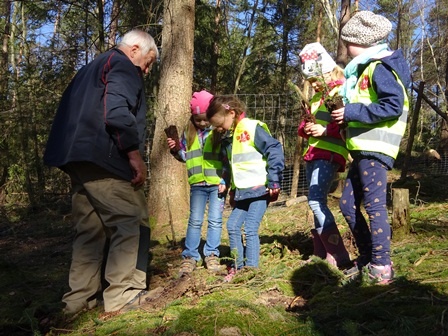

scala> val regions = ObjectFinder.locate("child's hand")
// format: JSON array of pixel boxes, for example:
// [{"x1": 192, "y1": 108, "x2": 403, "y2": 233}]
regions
[
  {"x1": 331, "y1": 107, "x2": 345, "y2": 124},
  {"x1": 218, "y1": 184, "x2": 227, "y2": 194},
  {"x1": 267, "y1": 187, "x2": 280, "y2": 202},
  {"x1": 303, "y1": 122, "x2": 314, "y2": 135},
  {"x1": 167, "y1": 138, "x2": 177, "y2": 150},
  {"x1": 305, "y1": 123, "x2": 327, "y2": 137}
]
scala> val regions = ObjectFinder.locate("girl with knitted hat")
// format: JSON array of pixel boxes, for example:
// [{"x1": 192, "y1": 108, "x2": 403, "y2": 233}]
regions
[
  {"x1": 331, "y1": 11, "x2": 411, "y2": 284},
  {"x1": 166, "y1": 90, "x2": 229, "y2": 275},
  {"x1": 298, "y1": 42, "x2": 351, "y2": 269}
]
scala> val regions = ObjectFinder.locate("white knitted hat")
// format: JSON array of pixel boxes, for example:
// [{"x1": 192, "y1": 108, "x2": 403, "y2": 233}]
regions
[
  {"x1": 341, "y1": 11, "x2": 392, "y2": 46},
  {"x1": 299, "y1": 42, "x2": 337, "y2": 79}
]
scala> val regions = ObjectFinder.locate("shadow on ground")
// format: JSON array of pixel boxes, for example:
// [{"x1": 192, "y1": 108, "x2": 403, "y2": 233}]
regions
[{"x1": 287, "y1": 261, "x2": 448, "y2": 335}]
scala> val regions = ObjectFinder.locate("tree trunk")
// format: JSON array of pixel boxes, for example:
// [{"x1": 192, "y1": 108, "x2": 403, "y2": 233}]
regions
[
  {"x1": 96, "y1": 0, "x2": 105, "y2": 54},
  {"x1": 336, "y1": 0, "x2": 350, "y2": 67},
  {"x1": 233, "y1": 0, "x2": 258, "y2": 94},
  {"x1": 148, "y1": 0, "x2": 195, "y2": 242},
  {"x1": 0, "y1": 1, "x2": 11, "y2": 196},
  {"x1": 108, "y1": 0, "x2": 120, "y2": 49},
  {"x1": 316, "y1": 7, "x2": 322, "y2": 42},
  {"x1": 280, "y1": 1, "x2": 290, "y2": 91},
  {"x1": 392, "y1": 188, "x2": 410, "y2": 240},
  {"x1": 210, "y1": 0, "x2": 221, "y2": 93},
  {"x1": 401, "y1": 81, "x2": 424, "y2": 179},
  {"x1": 290, "y1": 137, "x2": 304, "y2": 198},
  {"x1": 0, "y1": 0, "x2": 11, "y2": 106}
]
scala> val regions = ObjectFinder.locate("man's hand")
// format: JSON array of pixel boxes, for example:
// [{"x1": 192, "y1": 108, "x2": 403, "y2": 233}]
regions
[{"x1": 127, "y1": 150, "x2": 147, "y2": 187}]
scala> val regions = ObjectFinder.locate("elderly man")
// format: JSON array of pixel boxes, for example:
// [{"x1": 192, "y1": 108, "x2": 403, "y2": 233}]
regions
[{"x1": 44, "y1": 29, "x2": 158, "y2": 315}]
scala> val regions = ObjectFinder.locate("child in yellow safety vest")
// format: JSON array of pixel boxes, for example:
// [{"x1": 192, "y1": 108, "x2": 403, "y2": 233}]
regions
[
  {"x1": 298, "y1": 42, "x2": 351, "y2": 269},
  {"x1": 206, "y1": 95, "x2": 285, "y2": 282},
  {"x1": 167, "y1": 90, "x2": 229, "y2": 275},
  {"x1": 331, "y1": 11, "x2": 411, "y2": 284}
]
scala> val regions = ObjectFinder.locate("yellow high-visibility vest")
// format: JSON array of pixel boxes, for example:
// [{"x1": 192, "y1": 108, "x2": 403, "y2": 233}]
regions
[
  {"x1": 230, "y1": 118, "x2": 270, "y2": 189},
  {"x1": 304, "y1": 86, "x2": 349, "y2": 160},
  {"x1": 346, "y1": 60, "x2": 409, "y2": 159},
  {"x1": 185, "y1": 131, "x2": 222, "y2": 185}
]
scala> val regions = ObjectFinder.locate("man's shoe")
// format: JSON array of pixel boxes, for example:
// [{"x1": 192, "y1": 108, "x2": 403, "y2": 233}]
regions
[
  {"x1": 62, "y1": 299, "x2": 98, "y2": 321},
  {"x1": 121, "y1": 290, "x2": 149, "y2": 313}
]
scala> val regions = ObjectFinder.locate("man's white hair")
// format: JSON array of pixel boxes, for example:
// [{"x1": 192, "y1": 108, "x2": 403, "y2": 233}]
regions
[{"x1": 118, "y1": 29, "x2": 158, "y2": 58}]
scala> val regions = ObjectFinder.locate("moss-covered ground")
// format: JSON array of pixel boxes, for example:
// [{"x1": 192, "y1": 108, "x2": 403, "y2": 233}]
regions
[{"x1": 0, "y1": 174, "x2": 447, "y2": 336}]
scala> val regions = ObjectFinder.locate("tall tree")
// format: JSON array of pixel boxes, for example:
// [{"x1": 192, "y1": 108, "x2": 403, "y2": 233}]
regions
[
  {"x1": 148, "y1": 0, "x2": 195, "y2": 240},
  {"x1": 191, "y1": 0, "x2": 218, "y2": 92},
  {"x1": 233, "y1": 0, "x2": 259, "y2": 94},
  {"x1": 336, "y1": 0, "x2": 350, "y2": 66},
  {"x1": 0, "y1": 1, "x2": 11, "y2": 194}
]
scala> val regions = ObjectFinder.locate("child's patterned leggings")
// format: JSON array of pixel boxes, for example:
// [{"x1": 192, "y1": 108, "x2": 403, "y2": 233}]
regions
[{"x1": 339, "y1": 157, "x2": 391, "y2": 266}]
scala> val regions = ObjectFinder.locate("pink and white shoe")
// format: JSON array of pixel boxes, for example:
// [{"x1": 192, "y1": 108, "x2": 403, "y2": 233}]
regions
[
  {"x1": 224, "y1": 267, "x2": 237, "y2": 282},
  {"x1": 367, "y1": 263, "x2": 394, "y2": 284}
]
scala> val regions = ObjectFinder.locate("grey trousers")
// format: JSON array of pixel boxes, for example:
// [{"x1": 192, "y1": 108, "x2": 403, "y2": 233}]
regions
[{"x1": 62, "y1": 162, "x2": 150, "y2": 313}]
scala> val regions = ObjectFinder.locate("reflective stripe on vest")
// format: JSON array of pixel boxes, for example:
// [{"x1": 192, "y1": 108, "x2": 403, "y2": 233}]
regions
[
  {"x1": 346, "y1": 61, "x2": 409, "y2": 159},
  {"x1": 231, "y1": 118, "x2": 270, "y2": 189},
  {"x1": 304, "y1": 87, "x2": 349, "y2": 160},
  {"x1": 185, "y1": 132, "x2": 222, "y2": 185}
]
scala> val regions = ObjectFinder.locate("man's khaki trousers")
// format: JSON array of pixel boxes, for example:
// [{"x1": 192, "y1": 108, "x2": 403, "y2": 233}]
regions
[{"x1": 62, "y1": 162, "x2": 150, "y2": 313}]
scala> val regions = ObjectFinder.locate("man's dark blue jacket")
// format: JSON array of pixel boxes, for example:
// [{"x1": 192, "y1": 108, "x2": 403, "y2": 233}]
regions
[{"x1": 44, "y1": 48, "x2": 147, "y2": 181}]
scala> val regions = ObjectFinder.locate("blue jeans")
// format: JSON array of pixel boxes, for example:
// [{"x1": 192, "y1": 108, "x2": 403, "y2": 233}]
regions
[
  {"x1": 226, "y1": 195, "x2": 268, "y2": 268},
  {"x1": 182, "y1": 185, "x2": 225, "y2": 261},
  {"x1": 306, "y1": 159, "x2": 340, "y2": 233}
]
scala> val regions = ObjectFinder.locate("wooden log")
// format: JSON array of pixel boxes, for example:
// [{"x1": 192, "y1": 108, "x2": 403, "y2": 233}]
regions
[
  {"x1": 285, "y1": 195, "x2": 308, "y2": 207},
  {"x1": 391, "y1": 188, "x2": 410, "y2": 239}
]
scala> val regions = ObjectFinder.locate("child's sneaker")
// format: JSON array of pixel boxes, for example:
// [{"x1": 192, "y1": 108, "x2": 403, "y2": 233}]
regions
[
  {"x1": 343, "y1": 262, "x2": 362, "y2": 282},
  {"x1": 204, "y1": 253, "x2": 222, "y2": 273},
  {"x1": 224, "y1": 267, "x2": 237, "y2": 282},
  {"x1": 179, "y1": 257, "x2": 196, "y2": 276},
  {"x1": 342, "y1": 255, "x2": 371, "y2": 282},
  {"x1": 367, "y1": 263, "x2": 394, "y2": 284}
]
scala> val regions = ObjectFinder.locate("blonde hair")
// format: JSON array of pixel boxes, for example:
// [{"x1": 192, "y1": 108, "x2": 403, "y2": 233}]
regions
[
  {"x1": 185, "y1": 116, "x2": 201, "y2": 151},
  {"x1": 330, "y1": 65, "x2": 345, "y2": 81}
]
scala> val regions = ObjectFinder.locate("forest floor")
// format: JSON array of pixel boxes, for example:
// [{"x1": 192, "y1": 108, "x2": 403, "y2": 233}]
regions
[{"x1": 0, "y1": 172, "x2": 447, "y2": 335}]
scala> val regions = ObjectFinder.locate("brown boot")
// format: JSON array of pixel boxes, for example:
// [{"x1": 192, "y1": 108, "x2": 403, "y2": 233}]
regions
[
  {"x1": 311, "y1": 229, "x2": 326, "y2": 259},
  {"x1": 320, "y1": 226, "x2": 351, "y2": 268}
]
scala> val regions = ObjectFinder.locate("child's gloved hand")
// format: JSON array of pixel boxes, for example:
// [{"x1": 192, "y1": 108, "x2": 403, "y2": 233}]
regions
[{"x1": 267, "y1": 188, "x2": 280, "y2": 202}]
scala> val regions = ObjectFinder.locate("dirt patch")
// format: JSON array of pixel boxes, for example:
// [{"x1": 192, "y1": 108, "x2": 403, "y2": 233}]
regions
[
  {"x1": 144, "y1": 276, "x2": 197, "y2": 310},
  {"x1": 254, "y1": 288, "x2": 293, "y2": 308}
]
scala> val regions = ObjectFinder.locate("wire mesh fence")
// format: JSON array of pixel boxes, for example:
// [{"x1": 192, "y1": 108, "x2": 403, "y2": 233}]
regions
[
  {"x1": 234, "y1": 93, "x2": 309, "y2": 196},
  {"x1": 144, "y1": 93, "x2": 310, "y2": 198},
  {"x1": 144, "y1": 93, "x2": 448, "y2": 199},
  {"x1": 2, "y1": 93, "x2": 448, "y2": 210}
]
